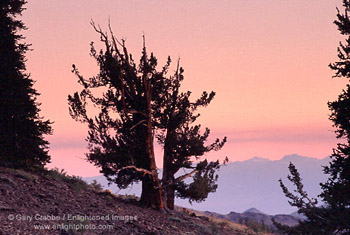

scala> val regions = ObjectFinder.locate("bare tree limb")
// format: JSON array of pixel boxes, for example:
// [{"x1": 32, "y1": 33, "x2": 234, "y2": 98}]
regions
[
  {"x1": 117, "y1": 166, "x2": 152, "y2": 176},
  {"x1": 130, "y1": 119, "x2": 146, "y2": 131},
  {"x1": 175, "y1": 169, "x2": 198, "y2": 182}
]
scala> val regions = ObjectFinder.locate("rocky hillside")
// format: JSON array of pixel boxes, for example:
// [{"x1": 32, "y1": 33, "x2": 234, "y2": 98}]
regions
[{"x1": 0, "y1": 167, "x2": 259, "y2": 235}]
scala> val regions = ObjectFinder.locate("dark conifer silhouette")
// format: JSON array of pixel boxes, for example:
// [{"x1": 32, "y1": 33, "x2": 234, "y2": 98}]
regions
[
  {"x1": 274, "y1": 1, "x2": 350, "y2": 233},
  {"x1": 155, "y1": 61, "x2": 227, "y2": 209},
  {"x1": 322, "y1": 0, "x2": 350, "y2": 230},
  {"x1": 68, "y1": 22, "x2": 226, "y2": 210},
  {"x1": 69, "y1": 22, "x2": 166, "y2": 209},
  {"x1": 0, "y1": 0, "x2": 52, "y2": 169}
]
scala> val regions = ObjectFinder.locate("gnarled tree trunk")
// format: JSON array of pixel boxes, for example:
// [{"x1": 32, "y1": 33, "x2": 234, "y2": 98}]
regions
[
  {"x1": 140, "y1": 75, "x2": 164, "y2": 210},
  {"x1": 162, "y1": 127, "x2": 177, "y2": 210}
]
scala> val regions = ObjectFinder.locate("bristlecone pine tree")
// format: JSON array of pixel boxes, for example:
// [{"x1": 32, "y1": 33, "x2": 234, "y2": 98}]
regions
[
  {"x1": 0, "y1": 0, "x2": 52, "y2": 169},
  {"x1": 154, "y1": 60, "x2": 227, "y2": 209},
  {"x1": 274, "y1": 1, "x2": 350, "y2": 234},
  {"x1": 68, "y1": 22, "x2": 226, "y2": 210},
  {"x1": 69, "y1": 22, "x2": 165, "y2": 209}
]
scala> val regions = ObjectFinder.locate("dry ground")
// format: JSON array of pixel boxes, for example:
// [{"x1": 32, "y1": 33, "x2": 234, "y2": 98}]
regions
[{"x1": 0, "y1": 167, "x2": 259, "y2": 235}]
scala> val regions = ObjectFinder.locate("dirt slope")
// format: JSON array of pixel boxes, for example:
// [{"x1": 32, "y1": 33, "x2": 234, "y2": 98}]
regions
[{"x1": 0, "y1": 167, "x2": 255, "y2": 235}]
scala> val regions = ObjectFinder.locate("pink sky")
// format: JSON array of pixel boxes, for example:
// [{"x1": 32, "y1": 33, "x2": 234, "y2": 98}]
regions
[{"x1": 21, "y1": 0, "x2": 346, "y2": 176}]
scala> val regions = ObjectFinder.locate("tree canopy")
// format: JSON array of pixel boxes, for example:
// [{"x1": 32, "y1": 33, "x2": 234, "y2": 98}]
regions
[
  {"x1": 68, "y1": 22, "x2": 226, "y2": 209},
  {"x1": 275, "y1": 1, "x2": 350, "y2": 234},
  {"x1": 154, "y1": 61, "x2": 227, "y2": 209},
  {"x1": 0, "y1": 0, "x2": 52, "y2": 169}
]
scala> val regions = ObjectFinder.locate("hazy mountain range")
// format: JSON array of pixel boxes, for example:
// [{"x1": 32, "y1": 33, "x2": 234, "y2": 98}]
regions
[
  {"x1": 204, "y1": 207, "x2": 301, "y2": 228},
  {"x1": 84, "y1": 154, "x2": 330, "y2": 215}
]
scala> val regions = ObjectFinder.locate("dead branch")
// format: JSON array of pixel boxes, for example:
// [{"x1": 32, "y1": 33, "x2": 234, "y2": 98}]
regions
[
  {"x1": 130, "y1": 119, "x2": 146, "y2": 131},
  {"x1": 117, "y1": 166, "x2": 152, "y2": 176},
  {"x1": 175, "y1": 169, "x2": 198, "y2": 182}
]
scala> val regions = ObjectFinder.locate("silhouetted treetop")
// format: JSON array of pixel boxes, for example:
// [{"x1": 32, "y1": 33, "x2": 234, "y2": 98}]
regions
[
  {"x1": 0, "y1": 0, "x2": 52, "y2": 169},
  {"x1": 68, "y1": 21, "x2": 227, "y2": 210}
]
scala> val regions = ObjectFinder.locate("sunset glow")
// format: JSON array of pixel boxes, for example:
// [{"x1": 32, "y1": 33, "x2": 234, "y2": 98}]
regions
[{"x1": 21, "y1": 0, "x2": 345, "y2": 176}]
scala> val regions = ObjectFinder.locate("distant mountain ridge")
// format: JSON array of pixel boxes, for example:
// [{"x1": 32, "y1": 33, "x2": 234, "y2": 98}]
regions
[
  {"x1": 244, "y1": 207, "x2": 265, "y2": 214},
  {"x1": 204, "y1": 208, "x2": 301, "y2": 228},
  {"x1": 84, "y1": 154, "x2": 329, "y2": 215}
]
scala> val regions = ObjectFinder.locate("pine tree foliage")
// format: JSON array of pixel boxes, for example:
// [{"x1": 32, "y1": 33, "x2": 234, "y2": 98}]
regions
[
  {"x1": 68, "y1": 22, "x2": 165, "y2": 208},
  {"x1": 154, "y1": 62, "x2": 227, "y2": 209},
  {"x1": 322, "y1": 0, "x2": 350, "y2": 230},
  {"x1": 68, "y1": 22, "x2": 226, "y2": 209},
  {"x1": 275, "y1": 1, "x2": 350, "y2": 234},
  {"x1": 0, "y1": 0, "x2": 52, "y2": 169},
  {"x1": 175, "y1": 159, "x2": 222, "y2": 204},
  {"x1": 273, "y1": 163, "x2": 330, "y2": 234}
]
